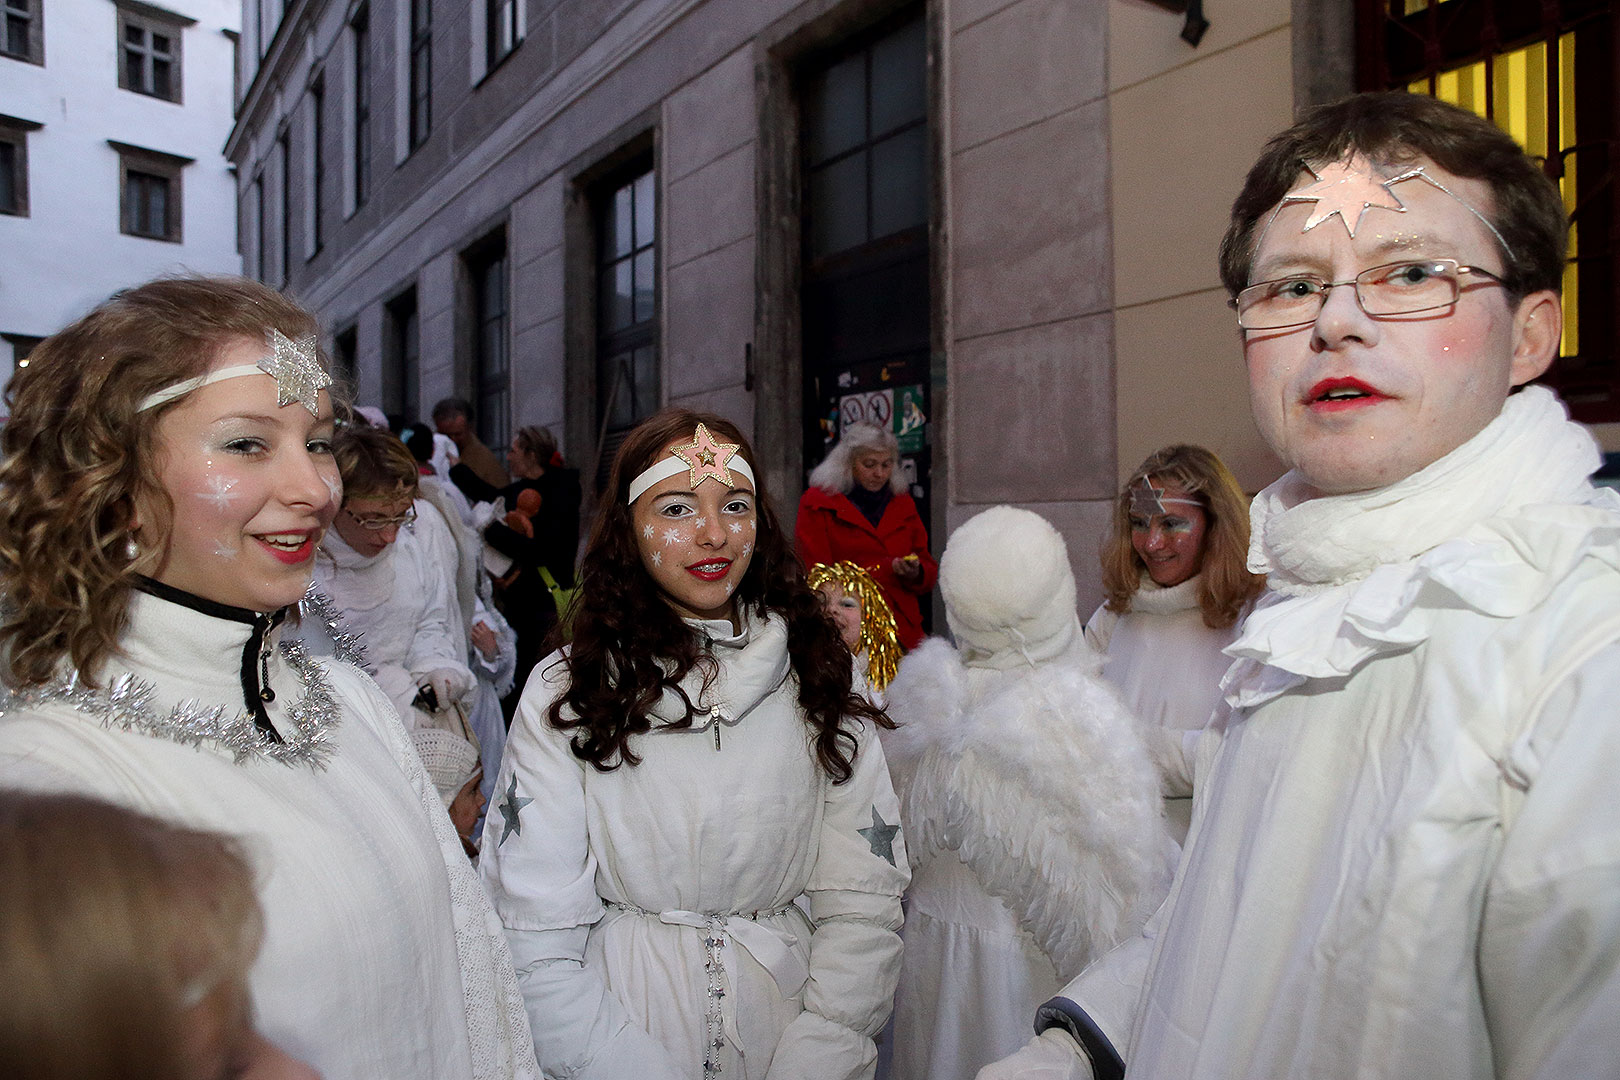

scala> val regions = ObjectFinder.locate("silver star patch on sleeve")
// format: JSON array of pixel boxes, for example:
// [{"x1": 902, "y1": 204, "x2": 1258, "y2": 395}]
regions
[
  {"x1": 498, "y1": 772, "x2": 533, "y2": 846},
  {"x1": 859, "y1": 806, "x2": 900, "y2": 867},
  {"x1": 258, "y1": 329, "x2": 332, "y2": 416}
]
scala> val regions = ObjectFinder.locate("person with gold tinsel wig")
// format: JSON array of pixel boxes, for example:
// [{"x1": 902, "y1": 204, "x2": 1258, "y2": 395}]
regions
[{"x1": 808, "y1": 560, "x2": 903, "y2": 706}]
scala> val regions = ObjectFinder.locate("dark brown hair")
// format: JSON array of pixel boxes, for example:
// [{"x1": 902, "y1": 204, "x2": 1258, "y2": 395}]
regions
[
  {"x1": 1100, "y1": 445, "x2": 1264, "y2": 629},
  {"x1": 0, "y1": 276, "x2": 330, "y2": 689},
  {"x1": 1220, "y1": 91, "x2": 1567, "y2": 301},
  {"x1": 547, "y1": 408, "x2": 889, "y2": 782}
]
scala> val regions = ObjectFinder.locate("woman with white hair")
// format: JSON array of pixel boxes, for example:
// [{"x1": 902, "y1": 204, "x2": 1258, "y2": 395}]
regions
[{"x1": 796, "y1": 422, "x2": 936, "y2": 649}]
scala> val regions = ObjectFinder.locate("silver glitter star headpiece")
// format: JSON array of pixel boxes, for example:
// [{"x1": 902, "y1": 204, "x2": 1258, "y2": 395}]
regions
[{"x1": 138, "y1": 329, "x2": 332, "y2": 415}]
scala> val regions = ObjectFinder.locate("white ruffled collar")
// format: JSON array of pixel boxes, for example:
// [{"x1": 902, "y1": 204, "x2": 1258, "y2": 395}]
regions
[{"x1": 1226, "y1": 387, "x2": 1620, "y2": 709}]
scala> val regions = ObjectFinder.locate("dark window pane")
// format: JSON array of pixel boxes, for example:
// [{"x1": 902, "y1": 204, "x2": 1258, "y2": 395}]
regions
[
  {"x1": 7, "y1": 19, "x2": 26, "y2": 59},
  {"x1": 148, "y1": 178, "x2": 168, "y2": 235},
  {"x1": 607, "y1": 260, "x2": 633, "y2": 329},
  {"x1": 805, "y1": 53, "x2": 867, "y2": 164},
  {"x1": 152, "y1": 33, "x2": 170, "y2": 54},
  {"x1": 633, "y1": 171, "x2": 655, "y2": 250},
  {"x1": 870, "y1": 18, "x2": 927, "y2": 136},
  {"x1": 126, "y1": 24, "x2": 143, "y2": 44},
  {"x1": 612, "y1": 185, "x2": 633, "y2": 257},
  {"x1": 126, "y1": 48, "x2": 144, "y2": 87},
  {"x1": 808, "y1": 151, "x2": 868, "y2": 257},
  {"x1": 632, "y1": 249, "x2": 655, "y2": 323},
  {"x1": 0, "y1": 142, "x2": 16, "y2": 214},
  {"x1": 870, "y1": 126, "x2": 927, "y2": 238},
  {"x1": 632, "y1": 345, "x2": 657, "y2": 418},
  {"x1": 153, "y1": 58, "x2": 172, "y2": 99}
]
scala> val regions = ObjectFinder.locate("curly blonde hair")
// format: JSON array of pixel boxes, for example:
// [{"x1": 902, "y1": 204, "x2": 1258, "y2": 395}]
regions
[
  {"x1": 0, "y1": 276, "x2": 328, "y2": 689},
  {"x1": 807, "y1": 560, "x2": 903, "y2": 691},
  {"x1": 1100, "y1": 445, "x2": 1264, "y2": 629}
]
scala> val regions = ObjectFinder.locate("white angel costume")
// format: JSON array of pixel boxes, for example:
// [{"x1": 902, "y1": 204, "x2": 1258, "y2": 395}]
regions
[
  {"x1": 314, "y1": 522, "x2": 473, "y2": 728},
  {"x1": 479, "y1": 608, "x2": 910, "y2": 1080},
  {"x1": 983, "y1": 387, "x2": 1620, "y2": 1080},
  {"x1": 0, "y1": 580, "x2": 538, "y2": 1080},
  {"x1": 882, "y1": 508, "x2": 1173, "y2": 1080},
  {"x1": 1085, "y1": 577, "x2": 1241, "y2": 843}
]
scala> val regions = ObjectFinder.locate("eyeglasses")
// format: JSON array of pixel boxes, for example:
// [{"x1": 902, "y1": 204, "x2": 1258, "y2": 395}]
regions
[
  {"x1": 1230, "y1": 259, "x2": 1506, "y2": 330},
  {"x1": 343, "y1": 505, "x2": 416, "y2": 531}
]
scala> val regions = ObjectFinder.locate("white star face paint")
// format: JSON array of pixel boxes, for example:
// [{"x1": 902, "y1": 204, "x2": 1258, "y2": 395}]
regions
[
  {"x1": 631, "y1": 435, "x2": 758, "y2": 626},
  {"x1": 322, "y1": 471, "x2": 344, "y2": 508},
  {"x1": 147, "y1": 336, "x2": 340, "y2": 611}
]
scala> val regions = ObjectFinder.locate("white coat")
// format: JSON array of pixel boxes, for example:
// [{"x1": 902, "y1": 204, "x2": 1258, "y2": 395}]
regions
[
  {"x1": 0, "y1": 586, "x2": 537, "y2": 1080},
  {"x1": 479, "y1": 609, "x2": 909, "y2": 1080}
]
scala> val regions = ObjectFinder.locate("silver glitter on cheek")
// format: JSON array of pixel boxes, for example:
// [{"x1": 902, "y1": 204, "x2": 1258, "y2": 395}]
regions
[
  {"x1": 694, "y1": 516, "x2": 707, "y2": 529},
  {"x1": 643, "y1": 524, "x2": 655, "y2": 539},
  {"x1": 196, "y1": 473, "x2": 241, "y2": 509},
  {"x1": 212, "y1": 539, "x2": 240, "y2": 559},
  {"x1": 728, "y1": 522, "x2": 743, "y2": 534},
  {"x1": 650, "y1": 550, "x2": 663, "y2": 567},
  {"x1": 322, "y1": 471, "x2": 344, "y2": 508},
  {"x1": 724, "y1": 580, "x2": 736, "y2": 595},
  {"x1": 662, "y1": 527, "x2": 683, "y2": 547}
]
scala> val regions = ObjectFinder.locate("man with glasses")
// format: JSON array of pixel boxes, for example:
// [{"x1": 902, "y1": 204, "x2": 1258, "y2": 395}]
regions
[
  {"x1": 315, "y1": 425, "x2": 475, "y2": 732},
  {"x1": 982, "y1": 92, "x2": 1620, "y2": 1080}
]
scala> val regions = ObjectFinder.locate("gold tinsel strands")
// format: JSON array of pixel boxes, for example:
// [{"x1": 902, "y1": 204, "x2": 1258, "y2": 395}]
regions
[{"x1": 806, "y1": 560, "x2": 903, "y2": 691}]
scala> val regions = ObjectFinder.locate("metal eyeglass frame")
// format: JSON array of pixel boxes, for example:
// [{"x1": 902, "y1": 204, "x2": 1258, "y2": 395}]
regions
[{"x1": 1229, "y1": 259, "x2": 1506, "y2": 330}]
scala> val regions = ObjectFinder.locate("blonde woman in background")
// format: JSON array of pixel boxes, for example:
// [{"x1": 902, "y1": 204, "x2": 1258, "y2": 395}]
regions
[{"x1": 1087, "y1": 445, "x2": 1265, "y2": 842}]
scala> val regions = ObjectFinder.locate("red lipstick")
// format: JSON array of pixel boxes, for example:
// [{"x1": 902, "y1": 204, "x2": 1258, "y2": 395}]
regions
[
  {"x1": 256, "y1": 533, "x2": 317, "y2": 564},
  {"x1": 1305, "y1": 377, "x2": 1388, "y2": 413},
  {"x1": 686, "y1": 558, "x2": 733, "y2": 581}
]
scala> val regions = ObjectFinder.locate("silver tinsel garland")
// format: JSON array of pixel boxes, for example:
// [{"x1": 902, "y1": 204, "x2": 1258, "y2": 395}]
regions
[
  {"x1": 299, "y1": 584, "x2": 369, "y2": 670},
  {"x1": 0, "y1": 638, "x2": 341, "y2": 769}
]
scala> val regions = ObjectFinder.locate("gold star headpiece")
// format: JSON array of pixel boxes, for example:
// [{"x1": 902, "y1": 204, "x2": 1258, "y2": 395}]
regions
[{"x1": 626, "y1": 422, "x2": 759, "y2": 504}]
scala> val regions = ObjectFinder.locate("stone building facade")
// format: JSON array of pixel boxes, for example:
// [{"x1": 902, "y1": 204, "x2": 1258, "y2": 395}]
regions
[{"x1": 229, "y1": 0, "x2": 1618, "y2": 611}]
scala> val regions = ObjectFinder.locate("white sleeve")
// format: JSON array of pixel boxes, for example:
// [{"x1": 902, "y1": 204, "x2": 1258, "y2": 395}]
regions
[
  {"x1": 976, "y1": 1029, "x2": 1095, "y2": 1080},
  {"x1": 765, "y1": 722, "x2": 911, "y2": 1080},
  {"x1": 399, "y1": 535, "x2": 474, "y2": 690},
  {"x1": 477, "y1": 660, "x2": 684, "y2": 1080},
  {"x1": 1479, "y1": 643, "x2": 1620, "y2": 1080}
]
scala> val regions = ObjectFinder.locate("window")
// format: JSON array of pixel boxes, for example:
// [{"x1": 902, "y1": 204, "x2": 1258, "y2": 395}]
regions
[
  {"x1": 409, "y1": 0, "x2": 430, "y2": 150},
  {"x1": 3, "y1": 0, "x2": 42, "y2": 65},
  {"x1": 467, "y1": 234, "x2": 510, "y2": 453},
  {"x1": 351, "y1": 3, "x2": 370, "y2": 211},
  {"x1": 798, "y1": 9, "x2": 933, "y2": 522},
  {"x1": 486, "y1": 0, "x2": 517, "y2": 70},
  {"x1": 277, "y1": 130, "x2": 290, "y2": 285},
  {"x1": 0, "y1": 115, "x2": 40, "y2": 216},
  {"x1": 307, "y1": 76, "x2": 324, "y2": 255},
  {"x1": 333, "y1": 325, "x2": 358, "y2": 387},
  {"x1": 384, "y1": 287, "x2": 420, "y2": 424},
  {"x1": 112, "y1": 141, "x2": 190, "y2": 242},
  {"x1": 592, "y1": 161, "x2": 658, "y2": 485},
  {"x1": 1358, "y1": 0, "x2": 1619, "y2": 420},
  {"x1": 253, "y1": 171, "x2": 266, "y2": 277},
  {"x1": 118, "y1": 2, "x2": 192, "y2": 103}
]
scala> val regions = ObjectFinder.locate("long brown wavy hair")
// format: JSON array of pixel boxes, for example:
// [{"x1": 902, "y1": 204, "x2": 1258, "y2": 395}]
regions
[
  {"x1": 0, "y1": 276, "x2": 329, "y2": 689},
  {"x1": 547, "y1": 408, "x2": 889, "y2": 782},
  {"x1": 1100, "y1": 445, "x2": 1264, "y2": 629}
]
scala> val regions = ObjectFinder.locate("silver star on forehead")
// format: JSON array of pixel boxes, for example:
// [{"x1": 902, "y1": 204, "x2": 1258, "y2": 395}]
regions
[
  {"x1": 1129, "y1": 476, "x2": 1202, "y2": 518},
  {"x1": 258, "y1": 329, "x2": 331, "y2": 416}
]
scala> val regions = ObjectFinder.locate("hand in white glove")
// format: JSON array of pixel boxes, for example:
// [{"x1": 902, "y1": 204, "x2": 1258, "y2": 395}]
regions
[
  {"x1": 417, "y1": 665, "x2": 473, "y2": 711},
  {"x1": 976, "y1": 1029, "x2": 1095, "y2": 1080}
]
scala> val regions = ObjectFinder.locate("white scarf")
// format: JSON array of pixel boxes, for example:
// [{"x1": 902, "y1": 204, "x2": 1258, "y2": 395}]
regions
[
  {"x1": 1249, "y1": 386, "x2": 1600, "y2": 595},
  {"x1": 319, "y1": 527, "x2": 397, "y2": 613},
  {"x1": 1129, "y1": 575, "x2": 1202, "y2": 615}
]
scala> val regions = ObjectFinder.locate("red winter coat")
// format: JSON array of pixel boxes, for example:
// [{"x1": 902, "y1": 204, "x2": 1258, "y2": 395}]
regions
[{"x1": 795, "y1": 486, "x2": 938, "y2": 650}]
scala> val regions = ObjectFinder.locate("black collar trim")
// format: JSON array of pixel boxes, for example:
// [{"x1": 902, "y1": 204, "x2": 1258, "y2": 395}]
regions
[{"x1": 134, "y1": 576, "x2": 286, "y2": 626}]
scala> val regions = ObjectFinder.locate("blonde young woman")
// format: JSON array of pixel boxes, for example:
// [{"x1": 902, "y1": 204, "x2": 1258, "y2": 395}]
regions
[
  {"x1": 0, "y1": 276, "x2": 534, "y2": 1078},
  {"x1": 1087, "y1": 445, "x2": 1265, "y2": 842}
]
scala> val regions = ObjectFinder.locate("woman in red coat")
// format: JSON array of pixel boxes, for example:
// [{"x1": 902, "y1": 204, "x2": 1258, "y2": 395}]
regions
[{"x1": 796, "y1": 422, "x2": 937, "y2": 650}]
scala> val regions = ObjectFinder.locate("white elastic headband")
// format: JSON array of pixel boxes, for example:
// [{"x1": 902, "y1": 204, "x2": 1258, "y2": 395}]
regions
[
  {"x1": 138, "y1": 329, "x2": 332, "y2": 416},
  {"x1": 627, "y1": 422, "x2": 756, "y2": 504}
]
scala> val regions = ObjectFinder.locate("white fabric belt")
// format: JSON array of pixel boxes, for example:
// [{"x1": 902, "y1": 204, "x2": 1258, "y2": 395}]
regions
[{"x1": 605, "y1": 901, "x2": 807, "y2": 999}]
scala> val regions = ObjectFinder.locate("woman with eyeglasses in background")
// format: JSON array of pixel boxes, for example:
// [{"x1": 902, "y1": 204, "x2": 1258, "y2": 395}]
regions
[{"x1": 314, "y1": 424, "x2": 477, "y2": 733}]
